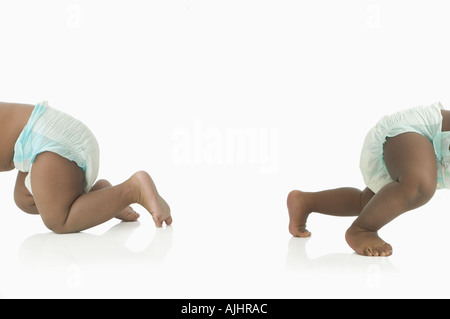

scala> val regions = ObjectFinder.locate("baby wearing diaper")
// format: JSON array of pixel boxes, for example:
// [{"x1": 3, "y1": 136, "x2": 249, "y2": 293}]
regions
[
  {"x1": 287, "y1": 102, "x2": 450, "y2": 256},
  {"x1": 0, "y1": 101, "x2": 172, "y2": 233}
]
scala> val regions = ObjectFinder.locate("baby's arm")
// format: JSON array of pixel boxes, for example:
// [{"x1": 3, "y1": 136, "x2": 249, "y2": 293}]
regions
[{"x1": 14, "y1": 171, "x2": 39, "y2": 214}]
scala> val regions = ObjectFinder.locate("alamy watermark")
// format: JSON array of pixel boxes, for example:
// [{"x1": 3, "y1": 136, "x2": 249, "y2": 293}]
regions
[
  {"x1": 171, "y1": 119, "x2": 279, "y2": 174},
  {"x1": 366, "y1": 4, "x2": 381, "y2": 29},
  {"x1": 366, "y1": 264, "x2": 381, "y2": 288},
  {"x1": 66, "y1": 264, "x2": 81, "y2": 289},
  {"x1": 66, "y1": 4, "x2": 82, "y2": 30}
]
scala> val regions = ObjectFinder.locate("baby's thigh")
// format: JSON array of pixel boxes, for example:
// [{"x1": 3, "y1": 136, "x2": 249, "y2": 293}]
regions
[
  {"x1": 30, "y1": 152, "x2": 84, "y2": 230},
  {"x1": 383, "y1": 132, "x2": 437, "y2": 189}
]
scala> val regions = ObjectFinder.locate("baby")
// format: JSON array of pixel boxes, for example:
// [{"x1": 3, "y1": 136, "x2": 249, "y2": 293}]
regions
[
  {"x1": 287, "y1": 102, "x2": 450, "y2": 256},
  {"x1": 1, "y1": 100, "x2": 172, "y2": 233}
]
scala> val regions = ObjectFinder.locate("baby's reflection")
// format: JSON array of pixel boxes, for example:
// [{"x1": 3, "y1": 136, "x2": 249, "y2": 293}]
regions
[
  {"x1": 19, "y1": 222, "x2": 173, "y2": 267},
  {"x1": 285, "y1": 237, "x2": 399, "y2": 274}
]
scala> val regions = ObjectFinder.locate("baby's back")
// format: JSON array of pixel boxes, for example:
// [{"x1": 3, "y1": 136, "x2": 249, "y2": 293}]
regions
[{"x1": 0, "y1": 102, "x2": 34, "y2": 171}]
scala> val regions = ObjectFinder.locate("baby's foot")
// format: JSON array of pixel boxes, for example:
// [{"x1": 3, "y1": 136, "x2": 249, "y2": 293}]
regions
[
  {"x1": 116, "y1": 206, "x2": 140, "y2": 222},
  {"x1": 345, "y1": 224, "x2": 393, "y2": 257},
  {"x1": 287, "y1": 190, "x2": 311, "y2": 237},
  {"x1": 90, "y1": 178, "x2": 140, "y2": 222},
  {"x1": 130, "y1": 171, "x2": 172, "y2": 227}
]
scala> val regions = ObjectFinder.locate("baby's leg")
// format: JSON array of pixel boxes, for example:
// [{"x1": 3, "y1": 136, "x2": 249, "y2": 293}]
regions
[
  {"x1": 30, "y1": 152, "x2": 172, "y2": 233},
  {"x1": 14, "y1": 171, "x2": 39, "y2": 215},
  {"x1": 287, "y1": 187, "x2": 375, "y2": 237},
  {"x1": 14, "y1": 172, "x2": 140, "y2": 221},
  {"x1": 89, "y1": 179, "x2": 140, "y2": 222},
  {"x1": 346, "y1": 132, "x2": 437, "y2": 256}
]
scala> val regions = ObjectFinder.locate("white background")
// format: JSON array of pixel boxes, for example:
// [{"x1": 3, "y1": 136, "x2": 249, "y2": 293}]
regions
[{"x1": 1, "y1": 0, "x2": 450, "y2": 298}]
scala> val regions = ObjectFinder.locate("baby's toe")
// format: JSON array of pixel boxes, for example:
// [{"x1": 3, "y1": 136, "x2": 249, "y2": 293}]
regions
[
  {"x1": 382, "y1": 243, "x2": 393, "y2": 256},
  {"x1": 127, "y1": 212, "x2": 140, "y2": 221},
  {"x1": 117, "y1": 207, "x2": 140, "y2": 221}
]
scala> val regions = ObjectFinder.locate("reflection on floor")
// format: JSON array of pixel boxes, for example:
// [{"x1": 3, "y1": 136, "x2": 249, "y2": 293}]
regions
[
  {"x1": 19, "y1": 222, "x2": 173, "y2": 267},
  {"x1": 285, "y1": 237, "x2": 399, "y2": 274},
  {"x1": 2, "y1": 221, "x2": 174, "y2": 298}
]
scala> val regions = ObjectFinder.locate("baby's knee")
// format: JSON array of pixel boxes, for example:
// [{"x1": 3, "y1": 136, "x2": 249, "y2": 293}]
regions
[
  {"x1": 43, "y1": 219, "x2": 69, "y2": 234},
  {"x1": 14, "y1": 193, "x2": 39, "y2": 215},
  {"x1": 39, "y1": 210, "x2": 72, "y2": 234},
  {"x1": 400, "y1": 174, "x2": 436, "y2": 207}
]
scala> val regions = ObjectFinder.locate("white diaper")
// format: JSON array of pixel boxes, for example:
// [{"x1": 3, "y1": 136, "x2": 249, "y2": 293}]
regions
[
  {"x1": 360, "y1": 102, "x2": 450, "y2": 193},
  {"x1": 14, "y1": 101, "x2": 100, "y2": 194}
]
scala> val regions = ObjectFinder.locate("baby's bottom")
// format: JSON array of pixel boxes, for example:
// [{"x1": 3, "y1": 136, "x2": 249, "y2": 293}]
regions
[
  {"x1": 14, "y1": 151, "x2": 172, "y2": 233},
  {"x1": 287, "y1": 132, "x2": 437, "y2": 256}
]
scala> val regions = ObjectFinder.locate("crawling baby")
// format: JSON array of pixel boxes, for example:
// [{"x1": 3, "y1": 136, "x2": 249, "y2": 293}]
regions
[
  {"x1": 288, "y1": 102, "x2": 450, "y2": 256},
  {"x1": 1, "y1": 100, "x2": 172, "y2": 233}
]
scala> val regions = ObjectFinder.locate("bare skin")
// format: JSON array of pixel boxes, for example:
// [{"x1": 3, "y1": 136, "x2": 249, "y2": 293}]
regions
[
  {"x1": 287, "y1": 109, "x2": 450, "y2": 257},
  {"x1": 1, "y1": 101, "x2": 172, "y2": 233},
  {"x1": 15, "y1": 171, "x2": 140, "y2": 222},
  {"x1": 88, "y1": 178, "x2": 140, "y2": 222}
]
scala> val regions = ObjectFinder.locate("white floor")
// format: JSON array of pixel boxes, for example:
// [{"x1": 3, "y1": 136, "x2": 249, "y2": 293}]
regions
[{"x1": 2, "y1": 170, "x2": 450, "y2": 299}]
